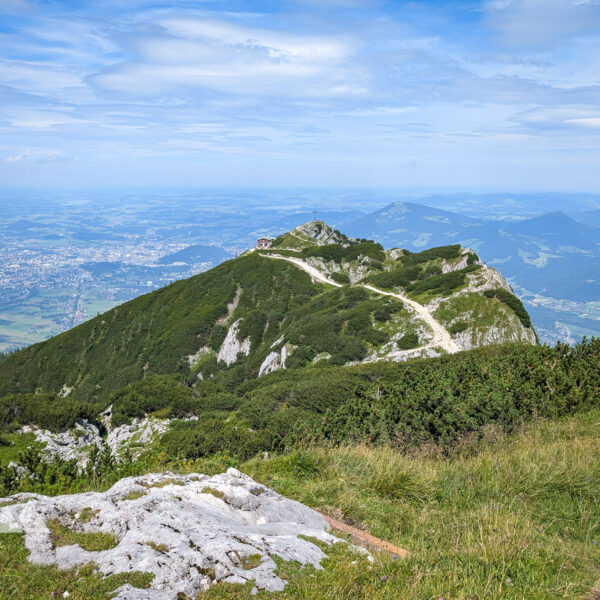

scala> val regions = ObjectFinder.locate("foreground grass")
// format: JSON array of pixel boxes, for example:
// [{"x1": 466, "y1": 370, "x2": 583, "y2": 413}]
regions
[
  {"x1": 231, "y1": 409, "x2": 600, "y2": 599},
  {"x1": 1, "y1": 410, "x2": 600, "y2": 599}
]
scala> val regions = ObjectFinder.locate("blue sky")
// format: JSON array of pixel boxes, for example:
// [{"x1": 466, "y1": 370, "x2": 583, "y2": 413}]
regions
[{"x1": 1, "y1": 0, "x2": 599, "y2": 191}]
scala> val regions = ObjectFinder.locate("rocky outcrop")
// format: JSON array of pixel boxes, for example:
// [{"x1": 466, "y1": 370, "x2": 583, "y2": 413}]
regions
[
  {"x1": 453, "y1": 321, "x2": 537, "y2": 350},
  {"x1": 296, "y1": 222, "x2": 352, "y2": 246},
  {"x1": 258, "y1": 344, "x2": 289, "y2": 377},
  {"x1": 216, "y1": 288, "x2": 241, "y2": 325},
  {"x1": 0, "y1": 469, "x2": 353, "y2": 599},
  {"x1": 217, "y1": 319, "x2": 251, "y2": 366},
  {"x1": 20, "y1": 416, "x2": 171, "y2": 468}
]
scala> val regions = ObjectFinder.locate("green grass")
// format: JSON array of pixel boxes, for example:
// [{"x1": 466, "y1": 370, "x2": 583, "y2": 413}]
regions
[
  {"x1": 202, "y1": 486, "x2": 226, "y2": 500},
  {"x1": 123, "y1": 490, "x2": 146, "y2": 501},
  {"x1": 240, "y1": 553, "x2": 262, "y2": 570},
  {"x1": 78, "y1": 507, "x2": 98, "y2": 522},
  {"x1": 146, "y1": 541, "x2": 169, "y2": 554},
  {"x1": 0, "y1": 433, "x2": 41, "y2": 465},
  {"x1": 0, "y1": 533, "x2": 153, "y2": 599},
  {"x1": 234, "y1": 409, "x2": 600, "y2": 599},
  {"x1": 145, "y1": 478, "x2": 185, "y2": 488},
  {"x1": 1, "y1": 410, "x2": 599, "y2": 598},
  {"x1": 47, "y1": 519, "x2": 118, "y2": 552}
]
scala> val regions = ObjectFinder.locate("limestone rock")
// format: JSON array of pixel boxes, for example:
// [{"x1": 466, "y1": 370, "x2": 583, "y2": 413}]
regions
[
  {"x1": 0, "y1": 469, "x2": 349, "y2": 599},
  {"x1": 217, "y1": 319, "x2": 251, "y2": 366},
  {"x1": 20, "y1": 416, "x2": 171, "y2": 468},
  {"x1": 258, "y1": 344, "x2": 290, "y2": 377}
]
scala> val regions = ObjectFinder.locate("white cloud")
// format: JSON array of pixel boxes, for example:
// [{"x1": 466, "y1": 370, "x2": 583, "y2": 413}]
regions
[
  {"x1": 157, "y1": 17, "x2": 353, "y2": 61},
  {"x1": 485, "y1": 0, "x2": 600, "y2": 49},
  {"x1": 511, "y1": 105, "x2": 600, "y2": 131},
  {"x1": 565, "y1": 116, "x2": 600, "y2": 128},
  {"x1": 3, "y1": 148, "x2": 67, "y2": 163},
  {"x1": 89, "y1": 17, "x2": 365, "y2": 99}
]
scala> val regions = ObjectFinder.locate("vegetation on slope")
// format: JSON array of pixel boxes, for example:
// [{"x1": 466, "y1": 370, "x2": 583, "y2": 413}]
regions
[
  {"x1": 0, "y1": 254, "x2": 321, "y2": 401},
  {"x1": 484, "y1": 288, "x2": 533, "y2": 329},
  {"x1": 2, "y1": 339, "x2": 599, "y2": 493},
  {"x1": 0, "y1": 225, "x2": 536, "y2": 406}
]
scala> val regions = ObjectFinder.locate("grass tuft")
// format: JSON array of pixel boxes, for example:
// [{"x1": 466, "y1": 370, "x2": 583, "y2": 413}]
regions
[
  {"x1": 123, "y1": 490, "x2": 146, "y2": 501},
  {"x1": 48, "y1": 519, "x2": 118, "y2": 552},
  {"x1": 241, "y1": 553, "x2": 262, "y2": 570},
  {"x1": 145, "y1": 541, "x2": 169, "y2": 554},
  {"x1": 78, "y1": 507, "x2": 99, "y2": 522}
]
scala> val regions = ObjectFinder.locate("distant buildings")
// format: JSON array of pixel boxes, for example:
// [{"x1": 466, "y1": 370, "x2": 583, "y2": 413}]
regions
[{"x1": 256, "y1": 237, "x2": 273, "y2": 249}]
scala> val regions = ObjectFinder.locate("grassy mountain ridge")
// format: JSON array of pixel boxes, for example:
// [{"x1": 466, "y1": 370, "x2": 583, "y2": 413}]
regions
[{"x1": 0, "y1": 223, "x2": 535, "y2": 403}]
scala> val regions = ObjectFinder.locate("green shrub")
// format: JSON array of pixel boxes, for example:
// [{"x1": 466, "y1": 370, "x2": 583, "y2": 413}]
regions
[
  {"x1": 401, "y1": 244, "x2": 462, "y2": 266},
  {"x1": 209, "y1": 325, "x2": 228, "y2": 351},
  {"x1": 161, "y1": 418, "x2": 270, "y2": 461},
  {"x1": 367, "y1": 267, "x2": 421, "y2": 290},
  {"x1": 373, "y1": 301, "x2": 403, "y2": 322},
  {"x1": 331, "y1": 272, "x2": 350, "y2": 285},
  {"x1": 397, "y1": 333, "x2": 419, "y2": 350},
  {"x1": 484, "y1": 289, "x2": 532, "y2": 329},
  {"x1": 0, "y1": 393, "x2": 95, "y2": 433},
  {"x1": 110, "y1": 375, "x2": 195, "y2": 426},
  {"x1": 450, "y1": 321, "x2": 469, "y2": 335},
  {"x1": 407, "y1": 270, "x2": 466, "y2": 296}
]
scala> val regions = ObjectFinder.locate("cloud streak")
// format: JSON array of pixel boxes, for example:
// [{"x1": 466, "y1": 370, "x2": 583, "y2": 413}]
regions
[{"x1": 0, "y1": 0, "x2": 598, "y2": 190}]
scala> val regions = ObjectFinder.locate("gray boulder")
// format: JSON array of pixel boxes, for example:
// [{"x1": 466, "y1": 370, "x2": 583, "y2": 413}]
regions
[{"x1": 0, "y1": 469, "x2": 352, "y2": 598}]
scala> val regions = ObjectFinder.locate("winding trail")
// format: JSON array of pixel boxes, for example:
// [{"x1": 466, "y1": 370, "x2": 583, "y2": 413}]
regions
[{"x1": 262, "y1": 253, "x2": 461, "y2": 355}]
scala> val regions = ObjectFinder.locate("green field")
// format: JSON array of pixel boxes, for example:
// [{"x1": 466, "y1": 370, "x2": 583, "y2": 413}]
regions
[{"x1": 0, "y1": 289, "x2": 119, "y2": 353}]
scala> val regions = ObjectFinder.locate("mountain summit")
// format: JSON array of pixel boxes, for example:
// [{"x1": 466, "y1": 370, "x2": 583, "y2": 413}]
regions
[{"x1": 0, "y1": 222, "x2": 535, "y2": 403}]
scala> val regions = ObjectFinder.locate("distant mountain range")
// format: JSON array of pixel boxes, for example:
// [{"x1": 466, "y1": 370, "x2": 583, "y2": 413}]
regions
[
  {"x1": 340, "y1": 202, "x2": 600, "y2": 343},
  {"x1": 158, "y1": 244, "x2": 232, "y2": 265}
]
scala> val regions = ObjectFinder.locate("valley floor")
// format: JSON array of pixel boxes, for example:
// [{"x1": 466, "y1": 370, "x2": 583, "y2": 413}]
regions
[{"x1": 1, "y1": 409, "x2": 599, "y2": 599}]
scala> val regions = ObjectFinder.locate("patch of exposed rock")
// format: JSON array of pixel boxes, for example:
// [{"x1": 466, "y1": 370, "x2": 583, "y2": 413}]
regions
[
  {"x1": 185, "y1": 346, "x2": 211, "y2": 365},
  {"x1": 217, "y1": 319, "x2": 251, "y2": 366},
  {"x1": 296, "y1": 222, "x2": 352, "y2": 246},
  {"x1": 20, "y1": 416, "x2": 171, "y2": 468},
  {"x1": 453, "y1": 320, "x2": 537, "y2": 350},
  {"x1": 217, "y1": 288, "x2": 241, "y2": 325},
  {"x1": 0, "y1": 469, "x2": 352, "y2": 599},
  {"x1": 258, "y1": 343, "x2": 291, "y2": 377}
]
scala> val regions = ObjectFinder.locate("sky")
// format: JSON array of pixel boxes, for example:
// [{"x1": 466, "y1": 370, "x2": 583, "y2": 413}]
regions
[{"x1": 0, "y1": 0, "x2": 599, "y2": 191}]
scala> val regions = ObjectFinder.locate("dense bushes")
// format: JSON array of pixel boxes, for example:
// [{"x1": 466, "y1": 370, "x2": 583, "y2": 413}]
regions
[
  {"x1": 407, "y1": 270, "x2": 467, "y2": 296},
  {"x1": 236, "y1": 338, "x2": 600, "y2": 451},
  {"x1": 449, "y1": 321, "x2": 469, "y2": 334},
  {"x1": 484, "y1": 288, "x2": 532, "y2": 329},
  {"x1": 331, "y1": 272, "x2": 350, "y2": 285},
  {"x1": 367, "y1": 267, "x2": 420, "y2": 289},
  {"x1": 109, "y1": 375, "x2": 197, "y2": 426},
  {"x1": 0, "y1": 393, "x2": 96, "y2": 433},
  {"x1": 161, "y1": 418, "x2": 269, "y2": 461},
  {"x1": 400, "y1": 244, "x2": 462, "y2": 266},
  {"x1": 397, "y1": 332, "x2": 419, "y2": 349},
  {"x1": 302, "y1": 241, "x2": 385, "y2": 264},
  {"x1": 373, "y1": 301, "x2": 403, "y2": 322},
  {"x1": 4, "y1": 339, "x2": 600, "y2": 481},
  {"x1": 279, "y1": 287, "x2": 392, "y2": 367}
]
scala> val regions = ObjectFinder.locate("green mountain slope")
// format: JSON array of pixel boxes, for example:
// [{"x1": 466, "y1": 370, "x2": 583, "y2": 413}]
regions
[{"x1": 0, "y1": 222, "x2": 535, "y2": 403}]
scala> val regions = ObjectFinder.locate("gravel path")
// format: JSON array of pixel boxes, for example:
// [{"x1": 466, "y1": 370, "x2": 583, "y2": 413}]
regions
[{"x1": 262, "y1": 253, "x2": 461, "y2": 355}]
